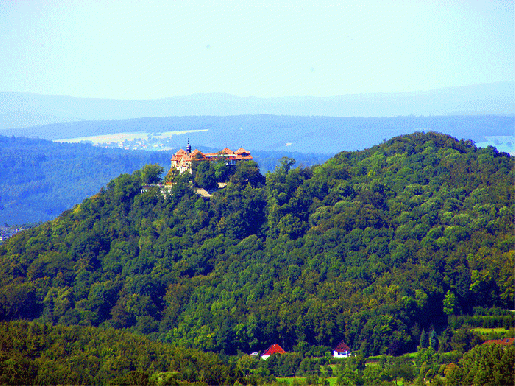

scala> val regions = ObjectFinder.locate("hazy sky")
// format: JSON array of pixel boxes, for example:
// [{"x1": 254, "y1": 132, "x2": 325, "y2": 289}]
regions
[{"x1": 1, "y1": 0, "x2": 513, "y2": 99}]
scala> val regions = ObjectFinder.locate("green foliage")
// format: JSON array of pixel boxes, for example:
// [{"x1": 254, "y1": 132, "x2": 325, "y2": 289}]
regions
[
  {"x1": 140, "y1": 164, "x2": 164, "y2": 184},
  {"x1": 334, "y1": 355, "x2": 366, "y2": 385},
  {"x1": 430, "y1": 330, "x2": 439, "y2": 351},
  {"x1": 0, "y1": 320, "x2": 241, "y2": 385},
  {"x1": 420, "y1": 329, "x2": 428, "y2": 350},
  {"x1": 192, "y1": 160, "x2": 217, "y2": 190},
  {"x1": 447, "y1": 328, "x2": 483, "y2": 353},
  {"x1": 0, "y1": 136, "x2": 172, "y2": 224},
  {"x1": 0, "y1": 132, "x2": 513, "y2": 361},
  {"x1": 260, "y1": 353, "x2": 304, "y2": 377},
  {"x1": 443, "y1": 290, "x2": 456, "y2": 316},
  {"x1": 445, "y1": 344, "x2": 515, "y2": 386}
]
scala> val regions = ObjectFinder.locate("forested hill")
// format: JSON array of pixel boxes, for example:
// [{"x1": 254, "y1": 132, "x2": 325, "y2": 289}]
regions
[
  {"x1": 0, "y1": 137, "x2": 171, "y2": 225},
  {"x1": 0, "y1": 136, "x2": 329, "y2": 225},
  {"x1": 0, "y1": 132, "x2": 513, "y2": 358}
]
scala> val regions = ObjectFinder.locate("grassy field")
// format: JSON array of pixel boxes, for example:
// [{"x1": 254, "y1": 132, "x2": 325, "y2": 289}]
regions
[
  {"x1": 471, "y1": 327, "x2": 511, "y2": 336},
  {"x1": 276, "y1": 376, "x2": 338, "y2": 385}
]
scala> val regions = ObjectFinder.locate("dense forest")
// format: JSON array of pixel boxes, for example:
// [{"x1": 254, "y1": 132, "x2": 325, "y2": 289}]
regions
[
  {"x1": 0, "y1": 136, "x2": 329, "y2": 225},
  {"x1": 0, "y1": 320, "x2": 243, "y2": 385},
  {"x1": 0, "y1": 132, "x2": 513, "y2": 384},
  {"x1": 0, "y1": 137, "x2": 170, "y2": 225}
]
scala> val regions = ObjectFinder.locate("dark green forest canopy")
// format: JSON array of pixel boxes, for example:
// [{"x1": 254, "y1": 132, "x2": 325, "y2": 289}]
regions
[
  {"x1": 0, "y1": 132, "x2": 513, "y2": 357},
  {"x1": 0, "y1": 320, "x2": 241, "y2": 385},
  {"x1": 0, "y1": 136, "x2": 171, "y2": 224}
]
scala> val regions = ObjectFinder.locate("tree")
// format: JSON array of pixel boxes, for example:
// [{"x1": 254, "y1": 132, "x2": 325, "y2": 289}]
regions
[
  {"x1": 429, "y1": 330, "x2": 439, "y2": 351},
  {"x1": 419, "y1": 329, "x2": 428, "y2": 349},
  {"x1": 450, "y1": 329, "x2": 482, "y2": 353},
  {"x1": 164, "y1": 167, "x2": 179, "y2": 183},
  {"x1": 213, "y1": 158, "x2": 232, "y2": 182},
  {"x1": 140, "y1": 164, "x2": 164, "y2": 184},
  {"x1": 445, "y1": 344, "x2": 515, "y2": 386},
  {"x1": 230, "y1": 161, "x2": 265, "y2": 187},
  {"x1": 193, "y1": 161, "x2": 217, "y2": 190},
  {"x1": 443, "y1": 290, "x2": 456, "y2": 317}
]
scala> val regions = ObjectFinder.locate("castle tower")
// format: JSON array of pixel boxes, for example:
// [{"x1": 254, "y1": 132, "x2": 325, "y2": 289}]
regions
[{"x1": 186, "y1": 139, "x2": 191, "y2": 153}]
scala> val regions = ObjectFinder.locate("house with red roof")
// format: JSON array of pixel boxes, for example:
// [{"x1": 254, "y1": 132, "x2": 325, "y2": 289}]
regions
[
  {"x1": 333, "y1": 340, "x2": 352, "y2": 358},
  {"x1": 482, "y1": 337, "x2": 514, "y2": 346},
  {"x1": 261, "y1": 344, "x2": 286, "y2": 360},
  {"x1": 170, "y1": 141, "x2": 253, "y2": 174}
]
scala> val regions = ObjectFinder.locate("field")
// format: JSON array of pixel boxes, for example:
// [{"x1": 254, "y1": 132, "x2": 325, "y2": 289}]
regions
[
  {"x1": 470, "y1": 327, "x2": 512, "y2": 337},
  {"x1": 54, "y1": 129, "x2": 208, "y2": 148},
  {"x1": 276, "y1": 376, "x2": 337, "y2": 386}
]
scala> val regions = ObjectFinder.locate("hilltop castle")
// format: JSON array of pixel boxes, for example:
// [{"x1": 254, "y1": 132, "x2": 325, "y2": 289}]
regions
[{"x1": 171, "y1": 141, "x2": 253, "y2": 173}]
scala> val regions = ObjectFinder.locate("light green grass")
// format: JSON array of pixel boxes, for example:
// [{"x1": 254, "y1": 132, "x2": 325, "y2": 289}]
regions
[
  {"x1": 275, "y1": 376, "x2": 306, "y2": 385},
  {"x1": 276, "y1": 376, "x2": 338, "y2": 385},
  {"x1": 275, "y1": 377, "x2": 297, "y2": 385},
  {"x1": 471, "y1": 327, "x2": 509, "y2": 335},
  {"x1": 401, "y1": 352, "x2": 419, "y2": 359},
  {"x1": 326, "y1": 377, "x2": 338, "y2": 386},
  {"x1": 367, "y1": 352, "x2": 419, "y2": 361}
]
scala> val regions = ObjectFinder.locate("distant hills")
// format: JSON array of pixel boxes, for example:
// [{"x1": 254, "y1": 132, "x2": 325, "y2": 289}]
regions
[
  {"x1": 1, "y1": 83, "x2": 513, "y2": 225},
  {"x1": 1, "y1": 82, "x2": 513, "y2": 130},
  {"x1": 2, "y1": 115, "x2": 513, "y2": 155}
]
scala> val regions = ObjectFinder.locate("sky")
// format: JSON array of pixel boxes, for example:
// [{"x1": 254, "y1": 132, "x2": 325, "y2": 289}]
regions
[{"x1": 0, "y1": 0, "x2": 513, "y2": 100}]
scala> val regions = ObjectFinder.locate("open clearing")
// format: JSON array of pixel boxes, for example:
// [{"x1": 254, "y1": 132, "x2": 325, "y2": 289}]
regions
[{"x1": 54, "y1": 129, "x2": 208, "y2": 144}]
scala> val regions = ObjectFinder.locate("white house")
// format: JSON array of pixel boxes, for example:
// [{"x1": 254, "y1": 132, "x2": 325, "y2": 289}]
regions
[{"x1": 333, "y1": 340, "x2": 352, "y2": 358}]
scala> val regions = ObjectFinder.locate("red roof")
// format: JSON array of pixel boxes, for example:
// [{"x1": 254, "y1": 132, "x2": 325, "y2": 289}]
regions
[
  {"x1": 171, "y1": 147, "x2": 253, "y2": 165},
  {"x1": 191, "y1": 149, "x2": 205, "y2": 158},
  {"x1": 171, "y1": 148, "x2": 188, "y2": 160},
  {"x1": 334, "y1": 340, "x2": 351, "y2": 353},
  {"x1": 483, "y1": 338, "x2": 514, "y2": 346},
  {"x1": 263, "y1": 344, "x2": 286, "y2": 356}
]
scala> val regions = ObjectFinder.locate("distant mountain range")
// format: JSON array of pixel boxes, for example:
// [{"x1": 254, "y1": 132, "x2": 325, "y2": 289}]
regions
[
  {"x1": 0, "y1": 82, "x2": 513, "y2": 130},
  {"x1": 2, "y1": 115, "x2": 513, "y2": 155}
]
